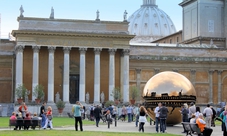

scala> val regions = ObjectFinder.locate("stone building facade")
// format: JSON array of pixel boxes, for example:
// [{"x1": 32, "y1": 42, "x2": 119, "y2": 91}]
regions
[{"x1": 11, "y1": 17, "x2": 133, "y2": 104}]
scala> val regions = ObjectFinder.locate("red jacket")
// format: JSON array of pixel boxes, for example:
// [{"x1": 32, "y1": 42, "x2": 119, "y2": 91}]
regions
[{"x1": 18, "y1": 105, "x2": 27, "y2": 112}]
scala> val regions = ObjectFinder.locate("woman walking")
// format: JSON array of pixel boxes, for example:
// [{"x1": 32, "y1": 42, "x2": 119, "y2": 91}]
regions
[
  {"x1": 138, "y1": 106, "x2": 147, "y2": 132},
  {"x1": 42, "y1": 106, "x2": 53, "y2": 129}
]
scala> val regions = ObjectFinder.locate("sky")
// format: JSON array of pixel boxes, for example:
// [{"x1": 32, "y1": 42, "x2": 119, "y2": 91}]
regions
[{"x1": 0, "y1": 0, "x2": 182, "y2": 39}]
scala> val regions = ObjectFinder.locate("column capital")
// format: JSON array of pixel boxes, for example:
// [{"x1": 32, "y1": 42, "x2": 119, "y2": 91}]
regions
[
  {"x1": 79, "y1": 47, "x2": 87, "y2": 54},
  {"x1": 15, "y1": 45, "x2": 24, "y2": 53},
  {"x1": 190, "y1": 69, "x2": 196, "y2": 75},
  {"x1": 94, "y1": 48, "x2": 102, "y2": 54},
  {"x1": 32, "y1": 45, "x2": 41, "y2": 53},
  {"x1": 208, "y1": 70, "x2": 214, "y2": 74},
  {"x1": 122, "y1": 49, "x2": 130, "y2": 56},
  {"x1": 135, "y1": 68, "x2": 141, "y2": 74},
  {"x1": 218, "y1": 70, "x2": 223, "y2": 75},
  {"x1": 109, "y1": 48, "x2": 117, "y2": 55},
  {"x1": 172, "y1": 69, "x2": 179, "y2": 72},
  {"x1": 63, "y1": 46, "x2": 71, "y2": 54},
  {"x1": 48, "y1": 46, "x2": 56, "y2": 53},
  {"x1": 154, "y1": 68, "x2": 160, "y2": 74}
]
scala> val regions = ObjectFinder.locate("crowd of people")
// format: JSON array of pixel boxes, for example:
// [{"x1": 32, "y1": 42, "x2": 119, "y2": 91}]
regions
[
  {"x1": 178, "y1": 102, "x2": 227, "y2": 136},
  {"x1": 9, "y1": 101, "x2": 227, "y2": 136},
  {"x1": 9, "y1": 102, "x2": 53, "y2": 130}
]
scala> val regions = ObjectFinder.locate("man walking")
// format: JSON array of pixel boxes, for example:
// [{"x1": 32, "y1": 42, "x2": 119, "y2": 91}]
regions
[
  {"x1": 39, "y1": 102, "x2": 46, "y2": 127},
  {"x1": 94, "y1": 105, "x2": 102, "y2": 127},
  {"x1": 203, "y1": 104, "x2": 213, "y2": 128},
  {"x1": 158, "y1": 103, "x2": 168, "y2": 133},
  {"x1": 72, "y1": 101, "x2": 83, "y2": 131},
  {"x1": 154, "y1": 103, "x2": 162, "y2": 133}
]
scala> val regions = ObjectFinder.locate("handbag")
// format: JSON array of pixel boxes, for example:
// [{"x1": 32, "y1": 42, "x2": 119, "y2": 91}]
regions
[{"x1": 47, "y1": 115, "x2": 53, "y2": 120}]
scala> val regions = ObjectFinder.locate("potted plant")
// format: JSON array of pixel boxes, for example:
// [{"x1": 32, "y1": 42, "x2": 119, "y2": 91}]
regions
[
  {"x1": 15, "y1": 84, "x2": 27, "y2": 104},
  {"x1": 33, "y1": 84, "x2": 45, "y2": 104},
  {"x1": 130, "y1": 86, "x2": 140, "y2": 105},
  {"x1": 55, "y1": 100, "x2": 65, "y2": 114},
  {"x1": 111, "y1": 87, "x2": 122, "y2": 105}
]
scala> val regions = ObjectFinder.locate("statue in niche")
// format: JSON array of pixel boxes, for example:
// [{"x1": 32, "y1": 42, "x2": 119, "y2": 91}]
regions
[
  {"x1": 50, "y1": 7, "x2": 54, "y2": 19},
  {"x1": 123, "y1": 10, "x2": 128, "y2": 21},
  {"x1": 19, "y1": 5, "x2": 24, "y2": 17},
  {"x1": 85, "y1": 92, "x2": 90, "y2": 104},
  {"x1": 100, "y1": 91, "x2": 105, "y2": 103},
  {"x1": 24, "y1": 89, "x2": 30, "y2": 103},
  {"x1": 55, "y1": 92, "x2": 60, "y2": 103}
]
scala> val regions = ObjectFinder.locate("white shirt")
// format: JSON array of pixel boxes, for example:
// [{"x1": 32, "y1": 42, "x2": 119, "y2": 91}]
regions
[
  {"x1": 154, "y1": 106, "x2": 160, "y2": 117},
  {"x1": 203, "y1": 107, "x2": 213, "y2": 117}
]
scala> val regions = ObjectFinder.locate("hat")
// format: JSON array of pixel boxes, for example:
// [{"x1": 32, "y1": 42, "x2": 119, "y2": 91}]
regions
[{"x1": 190, "y1": 102, "x2": 194, "y2": 106}]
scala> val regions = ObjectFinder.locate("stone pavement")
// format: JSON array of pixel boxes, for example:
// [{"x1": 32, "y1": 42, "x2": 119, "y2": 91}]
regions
[{"x1": 1, "y1": 120, "x2": 223, "y2": 135}]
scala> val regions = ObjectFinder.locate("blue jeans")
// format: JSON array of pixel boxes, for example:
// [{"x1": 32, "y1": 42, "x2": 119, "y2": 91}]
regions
[
  {"x1": 135, "y1": 114, "x2": 139, "y2": 127},
  {"x1": 128, "y1": 113, "x2": 132, "y2": 122},
  {"x1": 160, "y1": 118, "x2": 166, "y2": 133},
  {"x1": 155, "y1": 117, "x2": 161, "y2": 132}
]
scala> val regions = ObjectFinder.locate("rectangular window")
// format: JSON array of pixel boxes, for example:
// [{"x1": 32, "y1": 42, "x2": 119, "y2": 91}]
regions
[
  {"x1": 170, "y1": 39, "x2": 172, "y2": 44},
  {"x1": 177, "y1": 37, "x2": 179, "y2": 42}
]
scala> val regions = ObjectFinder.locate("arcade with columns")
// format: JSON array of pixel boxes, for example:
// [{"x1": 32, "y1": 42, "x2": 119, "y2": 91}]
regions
[{"x1": 12, "y1": 17, "x2": 134, "y2": 104}]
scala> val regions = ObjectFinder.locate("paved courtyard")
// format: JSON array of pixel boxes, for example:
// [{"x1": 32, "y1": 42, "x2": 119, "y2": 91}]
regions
[{"x1": 1, "y1": 120, "x2": 223, "y2": 135}]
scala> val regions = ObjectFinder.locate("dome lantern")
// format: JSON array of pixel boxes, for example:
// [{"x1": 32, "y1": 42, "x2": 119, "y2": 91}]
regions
[{"x1": 142, "y1": 0, "x2": 156, "y2": 6}]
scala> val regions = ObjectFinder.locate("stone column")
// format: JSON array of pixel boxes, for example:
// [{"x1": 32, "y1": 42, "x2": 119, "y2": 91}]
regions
[
  {"x1": 122, "y1": 49, "x2": 130, "y2": 103},
  {"x1": 108, "y1": 48, "x2": 117, "y2": 101},
  {"x1": 32, "y1": 45, "x2": 40, "y2": 101},
  {"x1": 47, "y1": 46, "x2": 56, "y2": 103},
  {"x1": 224, "y1": 0, "x2": 227, "y2": 47},
  {"x1": 218, "y1": 70, "x2": 223, "y2": 103},
  {"x1": 63, "y1": 47, "x2": 71, "y2": 103},
  {"x1": 94, "y1": 48, "x2": 102, "y2": 104},
  {"x1": 15, "y1": 45, "x2": 24, "y2": 101},
  {"x1": 79, "y1": 47, "x2": 87, "y2": 103},
  {"x1": 136, "y1": 68, "x2": 141, "y2": 90},
  {"x1": 208, "y1": 70, "x2": 214, "y2": 104},
  {"x1": 190, "y1": 69, "x2": 196, "y2": 86}
]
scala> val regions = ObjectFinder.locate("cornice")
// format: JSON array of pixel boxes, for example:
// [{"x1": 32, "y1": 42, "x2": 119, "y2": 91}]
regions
[
  {"x1": 17, "y1": 17, "x2": 129, "y2": 25},
  {"x1": 12, "y1": 30, "x2": 135, "y2": 39},
  {"x1": 181, "y1": 36, "x2": 226, "y2": 44},
  {"x1": 179, "y1": 0, "x2": 197, "y2": 7},
  {"x1": 130, "y1": 55, "x2": 227, "y2": 63}
]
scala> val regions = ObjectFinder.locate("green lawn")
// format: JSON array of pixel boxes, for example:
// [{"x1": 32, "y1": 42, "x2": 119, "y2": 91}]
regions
[
  {"x1": 0, "y1": 117, "x2": 100, "y2": 128},
  {"x1": 0, "y1": 130, "x2": 178, "y2": 136}
]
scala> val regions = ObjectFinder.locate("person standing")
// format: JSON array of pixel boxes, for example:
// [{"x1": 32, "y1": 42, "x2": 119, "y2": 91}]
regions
[
  {"x1": 42, "y1": 106, "x2": 53, "y2": 129},
  {"x1": 158, "y1": 103, "x2": 168, "y2": 133},
  {"x1": 154, "y1": 103, "x2": 162, "y2": 133},
  {"x1": 72, "y1": 101, "x2": 83, "y2": 131},
  {"x1": 138, "y1": 106, "x2": 147, "y2": 132},
  {"x1": 18, "y1": 102, "x2": 28, "y2": 118},
  {"x1": 126, "y1": 105, "x2": 133, "y2": 122},
  {"x1": 210, "y1": 106, "x2": 216, "y2": 127},
  {"x1": 135, "y1": 104, "x2": 140, "y2": 127},
  {"x1": 203, "y1": 104, "x2": 213, "y2": 128},
  {"x1": 40, "y1": 102, "x2": 46, "y2": 127},
  {"x1": 180, "y1": 103, "x2": 189, "y2": 133},
  {"x1": 220, "y1": 105, "x2": 227, "y2": 136},
  {"x1": 188, "y1": 102, "x2": 196, "y2": 121},
  {"x1": 94, "y1": 105, "x2": 102, "y2": 127}
]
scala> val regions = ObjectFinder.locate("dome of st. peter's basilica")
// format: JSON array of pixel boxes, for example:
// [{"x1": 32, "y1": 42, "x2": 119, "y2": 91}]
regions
[{"x1": 128, "y1": 0, "x2": 176, "y2": 43}]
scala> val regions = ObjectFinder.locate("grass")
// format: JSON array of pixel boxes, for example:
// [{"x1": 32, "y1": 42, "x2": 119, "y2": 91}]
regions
[
  {"x1": 0, "y1": 130, "x2": 178, "y2": 136},
  {"x1": 0, "y1": 117, "x2": 100, "y2": 128}
]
